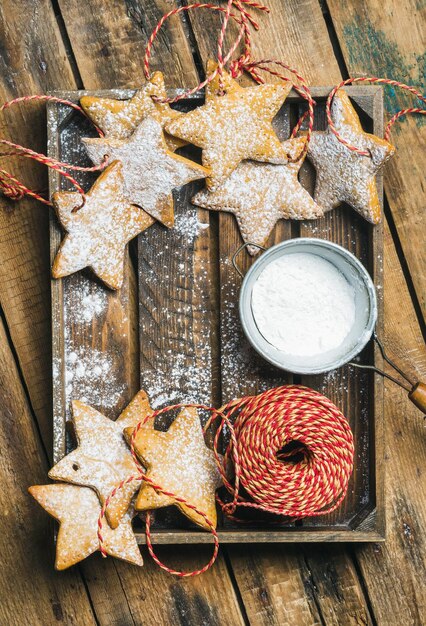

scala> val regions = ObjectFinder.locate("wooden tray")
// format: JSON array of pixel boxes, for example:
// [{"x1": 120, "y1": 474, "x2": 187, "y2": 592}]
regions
[{"x1": 48, "y1": 86, "x2": 385, "y2": 543}]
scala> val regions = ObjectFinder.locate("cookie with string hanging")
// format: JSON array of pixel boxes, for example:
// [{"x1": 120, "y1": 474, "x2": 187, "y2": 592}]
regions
[
  {"x1": 306, "y1": 89, "x2": 395, "y2": 223},
  {"x1": 124, "y1": 407, "x2": 223, "y2": 530},
  {"x1": 52, "y1": 160, "x2": 154, "y2": 289},
  {"x1": 28, "y1": 484, "x2": 143, "y2": 569},
  {"x1": 48, "y1": 391, "x2": 154, "y2": 529},
  {"x1": 80, "y1": 71, "x2": 186, "y2": 151},
  {"x1": 82, "y1": 117, "x2": 209, "y2": 227},
  {"x1": 193, "y1": 136, "x2": 323, "y2": 254},
  {"x1": 165, "y1": 60, "x2": 292, "y2": 191}
]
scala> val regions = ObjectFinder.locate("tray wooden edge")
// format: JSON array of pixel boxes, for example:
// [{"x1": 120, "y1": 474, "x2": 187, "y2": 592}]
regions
[{"x1": 46, "y1": 86, "x2": 386, "y2": 542}]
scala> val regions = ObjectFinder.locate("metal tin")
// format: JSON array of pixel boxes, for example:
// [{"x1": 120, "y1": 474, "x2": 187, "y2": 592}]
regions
[{"x1": 238, "y1": 238, "x2": 377, "y2": 375}]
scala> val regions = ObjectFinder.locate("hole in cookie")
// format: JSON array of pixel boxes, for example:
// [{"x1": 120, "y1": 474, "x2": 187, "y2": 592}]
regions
[
  {"x1": 72, "y1": 463, "x2": 80, "y2": 471},
  {"x1": 276, "y1": 440, "x2": 308, "y2": 465}
]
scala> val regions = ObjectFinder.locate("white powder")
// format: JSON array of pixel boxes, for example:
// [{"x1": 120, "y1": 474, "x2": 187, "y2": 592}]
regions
[{"x1": 251, "y1": 253, "x2": 356, "y2": 357}]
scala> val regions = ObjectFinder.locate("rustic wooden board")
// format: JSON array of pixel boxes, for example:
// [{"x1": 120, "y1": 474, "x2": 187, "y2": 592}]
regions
[
  {"x1": 48, "y1": 86, "x2": 384, "y2": 544},
  {"x1": 185, "y1": 3, "x2": 379, "y2": 620},
  {"x1": 327, "y1": 0, "x2": 426, "y2": 322}
]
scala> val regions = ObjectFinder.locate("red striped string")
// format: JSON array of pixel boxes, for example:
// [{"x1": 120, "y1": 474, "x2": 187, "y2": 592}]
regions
[
  {"x1": 0, "y1": 95, "x2": 107, "y2": 205},
  {"x1": 326, "y1": 77, "x2": 426, "y2": 155},
  {"x1": 97, "y1": 386, "x2": 354, "y2": 577},
  {"x1": 97, "y1": 403, "x2": 238, "y2": 577},
  {"x1": 142, "y1": 2, "x2": 266, "y2": 103},
  {"x1": 142, "y1": 0, "x2": 314, "y2": 162}
]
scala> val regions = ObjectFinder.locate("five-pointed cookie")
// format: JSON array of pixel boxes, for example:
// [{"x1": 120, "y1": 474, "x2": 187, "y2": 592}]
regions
[
  {"x1": 52, "y1": 160, "x2": 154, "y2": 289},
  {"x1": 307, "y1": 89, "x2": 395, "y2": 223},
  {"x1": 83, "y1": 117, "x2": 209, "y2": 227},
  {"x1": 166, "y1": 61, "x2": 291, "y2": 190},
  {"x1": 193, "y1": 137, "x2": 323, "y2": 254},
  {"x1": 80, "y1": 71, "x2": 186, "y2": 151},
  {"x1": 48, "y1": 391, "x2": 154, "y2": 529},
  {"x1": 124, "y1": 407, "x2": 222, "y2": 530},
  {"x1": 29, "y1": 484, "x2": 143, "y2": 569}
]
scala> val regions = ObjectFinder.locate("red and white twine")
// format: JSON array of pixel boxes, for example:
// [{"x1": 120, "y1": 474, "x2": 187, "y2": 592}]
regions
[
  {"x1": 97, "y1": 385, "x2": 354, "y2": 577},
  {"x1": 326, "y1": 77, "x2": 426, "y2": 155},
  {"x1": 0, "y1": 1, "x2": 424, "y2": 204},
  {"x1": 0, "y1": 95, "x2": 106, "y2": 206}
]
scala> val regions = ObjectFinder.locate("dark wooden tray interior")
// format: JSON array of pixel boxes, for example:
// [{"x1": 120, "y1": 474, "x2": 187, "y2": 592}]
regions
[{"x1": 48, "y1": 87, "x2": 384, "y2": 543}]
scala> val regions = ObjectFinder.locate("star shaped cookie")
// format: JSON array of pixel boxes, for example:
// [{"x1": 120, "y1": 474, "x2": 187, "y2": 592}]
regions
[
  {"x1": 48, "y1": 391, "x2": 154, "y2": 529},
  {"x1": 124, "y1": 407, "x2": 222, "y2": 530},
  {"x1": 307, "y1": 89, "x2": 395, "y2": 223},
  {"x1": 52, "y1": 160, "x2": 154, "y2": 289},
  {"x1": 166, "y1": 61, "x2": 291, "y2": 191},
  {"x1": 193, "y1": 137, "x2": 323, "y2": 254},
  {"x1": 82, "y1": 117, "x2": 209, "y2": 227},
  {"x1": 28, "y1": 484, "x2": 143, "y2": 570},
  {"x1": 80, "y1": 71, "x2": 186, "y2": 151}
]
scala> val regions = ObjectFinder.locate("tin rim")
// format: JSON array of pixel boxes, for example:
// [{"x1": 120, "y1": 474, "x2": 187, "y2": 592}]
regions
[{"x1": 238, "y1": 238, "x2": 378, "y2": 375}]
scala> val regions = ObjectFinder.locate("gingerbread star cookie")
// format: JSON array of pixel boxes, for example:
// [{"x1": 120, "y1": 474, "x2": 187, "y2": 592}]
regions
[
  {"x1": 48, "y1": 391, "x2": 154, "y2": 529},
  {"x1": 193, "y1": 137, "x2": 323, "y2": 255},
  {"x1": 124, "y1": 407, "x2": 222, "y2": 530},
  {"x1": 82, "y1": 117, "x2": 209, "y2": 227},
  {"x1": 28, "y1": 484, "x2": 143, "y2": 569},
  {"x1": 166, "y1": 61, "x2": 291, "y2": 191},
  {"x1": 52, "y1": 160, "x2": 154, "y2": 289},
  {"x1": 307, "y1": 89, "x2": 395, "y2": 223},
  {"x1": 80, "y1": 71, "x2": 186, "y2": 151}
]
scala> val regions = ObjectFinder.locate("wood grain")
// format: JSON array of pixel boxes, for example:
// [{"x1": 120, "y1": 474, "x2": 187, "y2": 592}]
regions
[
  {"x1": 0, "y1": 0, "x2": 77, "y2": 451},
  {"x1": 353, "y1": 220, "x2": 426, "y2": 625},
  {"x1": 53, "y1": 3, "x2": 245, "y2": 622},
  {"x1": 0, "y1": 0, "x2": 424, "y2": 624},
  {"x1": 187, "y1": 3, "x2": 378, "y2": 622},
  {"x1": 0, "y1": 317, "x2": 97, "y2": 626},
  {"x1": 327, "y1": 0, "x2": 426, "y2": 320}
]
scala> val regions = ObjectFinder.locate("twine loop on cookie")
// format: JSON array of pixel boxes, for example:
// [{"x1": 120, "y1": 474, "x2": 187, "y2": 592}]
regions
[
  {"x1": 98, "y1": 403, "x2": 237, "y2": 578},
  {"x1": 327, "y1": 78, "x2": 426, "y2": 155},
  {"x1": 98, "y1": 385, "x2": 353, "y2": 577},
  {"x1": 142, "y1": 0, "x2": 314, "y2": 161}
]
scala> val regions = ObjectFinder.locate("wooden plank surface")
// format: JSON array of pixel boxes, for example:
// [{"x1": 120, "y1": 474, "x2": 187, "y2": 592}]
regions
[
  {"x1": 0, "y1": 318, "x2": 97, "y2": 625},
  {"x1": 0, "y1": 0, "x2": 425, "y2": 624},
  {"x1": 51, "y1": 3, "x2": 247, "y2": 623},
  {"x1": 353, "y1": 220, "x2": 426, "y2": 624},
  {"x1": 326, "y1": 0, "x2": 426, "y2": 320},
  {"x1": 187, "y1": 2, "x2": 379, "y2": 622},
  {"x1": 0, "y1": 0, "x2": 77, "y2": 452}
]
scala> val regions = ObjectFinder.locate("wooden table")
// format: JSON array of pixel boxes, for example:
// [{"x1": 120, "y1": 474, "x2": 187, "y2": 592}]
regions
[{"x1": 0, "y1": 1, "x2": 424, "y2": 624}]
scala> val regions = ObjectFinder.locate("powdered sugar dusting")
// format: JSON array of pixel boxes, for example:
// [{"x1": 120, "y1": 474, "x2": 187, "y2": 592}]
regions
[
  {"x1": 307, "y1": 90, "x2": 395, "y2": 222},
  {"x1": 173, "y1": 211, "x2": 209, "y2": 245},
  {"x1": 82, "y1": 117, "x2": 207, "y2": 225},
  {"x1": 29, "y1": 484, "x2": 142, "y2": 568},
  {"x1": 251, "y1": 253, "x2": 356, "y2": 356},
  {"x1": 64, "y1": 346, "x2": 125, "y2": 411},
  {"x1": 166, "y1": 78, "x2": 291, "y2": 190},
  {"x1": 193, "y1": 137, "x2": 323, "y2": 254},
  {"x1": 220, "y1": 258, "x2": 284, "y2": 401},
  {"x1": 64, "y1": 281, "x2": 107, "y2": 324}
]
